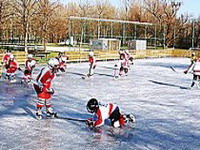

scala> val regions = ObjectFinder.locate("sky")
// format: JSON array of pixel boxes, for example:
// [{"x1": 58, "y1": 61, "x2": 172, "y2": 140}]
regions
[
  {"x1": 178, "y1": 0, "x2": 200, "y2": 18},
  {"x1": 60, "y1": 0, "x2": 200, "y2": 19}
]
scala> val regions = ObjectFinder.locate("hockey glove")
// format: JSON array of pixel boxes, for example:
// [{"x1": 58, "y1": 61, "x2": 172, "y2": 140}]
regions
[
  {"x1": 18, "y1": 67, "x2": 22, "y2": 71},
  {"x1": 85, "y1": 119, "x2": 94, "y2": 127},
  {"x1": 47, "y1": 88, "x2": 54, "y2": 95}
]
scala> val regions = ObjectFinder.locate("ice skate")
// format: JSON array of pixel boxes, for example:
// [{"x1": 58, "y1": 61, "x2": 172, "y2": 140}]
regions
[
  {"x1": 46, "y1": 107, "x2": 57, "y2": 118},
  {"x1": 36, "y1": 108, "x2": 42, "y2": 120},
  {"x1": 9, "y1": 79, "x2": 17, "y2": 83},
  {"x1": 124, "y1": 114, "x2": 136, "y2": 123},
  {"x1": 82, "y1": 74, "x2": 93, "y2": 80},
  {"x1": 36, "y1": 112, "x2": 42, "y2": 120}
]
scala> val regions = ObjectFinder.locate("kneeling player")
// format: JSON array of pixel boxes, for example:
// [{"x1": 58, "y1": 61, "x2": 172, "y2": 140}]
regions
[{"x1": 85, "y1": 98, "x2": 135, "y2": 128}]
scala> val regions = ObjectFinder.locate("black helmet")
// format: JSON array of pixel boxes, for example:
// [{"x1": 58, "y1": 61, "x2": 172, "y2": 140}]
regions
[{"x1": 86, "y1": 98, "x2": 99, "y2": 113}]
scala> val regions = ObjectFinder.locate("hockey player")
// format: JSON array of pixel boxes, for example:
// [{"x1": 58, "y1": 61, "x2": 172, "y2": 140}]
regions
[
  {"x1": 83, "y1": 51, "x2": 96, "y2": 79},
  {"x1": 188, "y1": 57, "x2": 200, "y2": 88},
  {"x1": 33, "y1": 58, "x2": 59, "y2": 120},
  {"x1": 5, "y1": 54, "x2": 21, "y2": 82},
  {"x1": 2, "y1": 50, "x2": 12, "y2": 65},
  {"x1": 114, "y1": 53, "x2": 129, "y2": 78},
  {"x1": 58, "y1": 56, "x2": 68, "y2": 72},
  {"x1": 184, "y1": 52, "x2": 199, "y2": 88},
  {"x1": 88, "y1": 51, "x2": 96, "y2": 77},
  {"x1": 184, "y1": 52, "x2": 197, "y2": 74},
  {"x1": 21, "y1": 54, "x2": 36, "y2": 83},
  {"x1": 56, "y1": 52, "x2": 68, "y2": 72},
  {"x1": 124, "y1": 50, "x2": 134, "y2": 66},
  {"x1": 1, "y1": 50, "x2": 12, "y2": 77},
  {"x1": 85, "y1": 98, "x2": 135, "y2": 128}
]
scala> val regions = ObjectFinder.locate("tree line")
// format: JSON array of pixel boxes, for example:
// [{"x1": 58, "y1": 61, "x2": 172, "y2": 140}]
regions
[{"x1": 0, "y1": 0, "x2": 199, "y2": 53}]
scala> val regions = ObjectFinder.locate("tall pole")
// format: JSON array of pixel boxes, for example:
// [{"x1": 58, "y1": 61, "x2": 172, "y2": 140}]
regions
[
  {"x1": 97, "y1": 20, "x2": 100, "y2": 39},
  {"x1": 111, "y1": 22, "x2": 113, "y2": 38},
  {"x1": 134, "y1": 24, "x2": 137, "y2": 39},
  {"x1": 154, "y1": 25, "x2": 157, "y2": 49},
  {"x1": 163, "y1": 25, "x2": 166, "y2": 49},
  {"x1": 122, "y1": 23, "x2": 126, "y2": 45},
  {"x1": 68, "y1": 19, "x2": 71, "y2": 44},
  {"x1": 192, "y1": 19, "x2": 195, "y2": 48}
]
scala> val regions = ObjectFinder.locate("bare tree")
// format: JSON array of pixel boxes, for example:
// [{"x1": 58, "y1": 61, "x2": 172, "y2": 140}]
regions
[
  {"x1": 0, "y1": 0, "x2": 13, "y2": 42},
  {"x1": 37, "y1": 0, "x2": 60, "y2": 51},
  {"x1": 77, "y1": 0, "x2": 93, "y2": 17},
  {"x1": 12, "y1": 0, "x2": 39, "y2": 53}
]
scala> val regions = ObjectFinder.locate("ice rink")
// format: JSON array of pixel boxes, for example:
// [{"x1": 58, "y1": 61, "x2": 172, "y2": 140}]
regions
[{"x1": 1, "y1": 57, "x2": 200, "y2": 150}]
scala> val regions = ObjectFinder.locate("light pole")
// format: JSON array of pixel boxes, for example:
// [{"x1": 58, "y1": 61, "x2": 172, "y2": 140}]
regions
[
  {"x1": 192, "y1": 19, "x2": 195, "y2": 48},
  {"x1": 171, "y1": 1, "x2": 181, "y2": 48}
]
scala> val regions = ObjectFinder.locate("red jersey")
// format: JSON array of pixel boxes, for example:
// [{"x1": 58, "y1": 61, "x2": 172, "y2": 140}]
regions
[
  {"x1": 89, "y1": 56, "x2": 96, "y2": 64},
  {"x1": 6, "y1": 60, "x2": 18, "y2": 73},
  {"x1": 58, "y1": 61, "x2": 66, "y2": 70},
  {"x1": 34, "y1": 67, "x2": 55, "y2": 99},
  {"x1": 25, "y1": 59, "x2": 36, "y2": 71},
  {"x1": 2, "y1": 53, "x2": 11, "y2": 63},
  {"x1": 91, "y1": 103, "x2": 117, "y2": 127}
]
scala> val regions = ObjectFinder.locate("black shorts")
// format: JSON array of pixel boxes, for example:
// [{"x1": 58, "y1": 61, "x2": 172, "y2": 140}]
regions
[{"x1": 109, "y1": 107, "x2": 121, "y2": 126}]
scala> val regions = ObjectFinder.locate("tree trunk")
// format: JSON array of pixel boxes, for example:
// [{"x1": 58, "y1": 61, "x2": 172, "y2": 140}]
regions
[{"x1": 24, "y1": 23, "x2": 29, "y2": 54}]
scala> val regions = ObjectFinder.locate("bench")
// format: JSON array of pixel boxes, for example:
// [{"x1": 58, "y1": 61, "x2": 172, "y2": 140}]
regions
[{"x1": 34, "y1": 52, "x2": 50, "y2": 60}]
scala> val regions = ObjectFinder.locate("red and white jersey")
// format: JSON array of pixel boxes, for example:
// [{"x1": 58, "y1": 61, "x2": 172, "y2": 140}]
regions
[
  {"x1": 36, "y1": 67, "x2": 55, "y2": 92},
  {"x1": 89, "y1": 56, "x2": 96, "y2": 64},
  {"x1": 58, "y1": 61, "x2": 66, "y2": 70},
  {"x1": 92, "y1": 103, "x2": 117, "y2": 127},
  {"x1": 89, "y1": 56, "x2": 96, "y2": 67},
  {"x1": 2, "y1": 53, "x2": 11, "y2": 63},
  {"x1": 6, "y1": 60, "x2": 18, "y2": 73},
  {"x1": 25, "y1": 59, "x2": 36, "y2": 71},
  {"x1": 117, "y1": 59, "x2": 128, "y2": 68},
  {"x1": 125, "y1": 52, "x2": 132, "y2": 60},
  {"x1": 193, "y1": 58, "x2": 200, "y2": 75}
]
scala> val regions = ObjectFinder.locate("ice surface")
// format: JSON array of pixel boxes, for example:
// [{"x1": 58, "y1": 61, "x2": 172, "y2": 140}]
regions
[{"x1": 1, "y1": 58, "x2": 200, "y2": 150}]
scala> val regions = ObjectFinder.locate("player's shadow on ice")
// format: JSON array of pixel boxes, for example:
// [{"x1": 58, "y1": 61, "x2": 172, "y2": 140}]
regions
[
  {"x1": 94, "y1": 72, "x2": 113, "y2": 77},
  {"x1": 98, "y1": 65, "x2": 115, "y2": 70},
  {"x1": 66, "y1": 71, "x2": 113, "y2": 78},
  {"x1": 145, "y1": 62, "x2": 187, "y2": 70},
  {"x1": 149, "y1": 80, "x2": 189, "y2": 89},
  {"x1": 0, "y1": 83, "x2": 36, "y2": 119},
  {"x1": 66, "y1": 71, "x2": 85, "y2": 76}
]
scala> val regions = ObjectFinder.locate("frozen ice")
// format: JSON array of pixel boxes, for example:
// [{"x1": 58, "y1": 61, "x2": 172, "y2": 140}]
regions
[{"x1": 0, "y1": 57, "x2": 200, "y2": 150}]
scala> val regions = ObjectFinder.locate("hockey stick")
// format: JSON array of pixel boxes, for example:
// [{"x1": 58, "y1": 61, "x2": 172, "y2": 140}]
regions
[
  {"x1": 169, "y1": 66, "x2": 186, "y2": 74},
  {"x1": 55, "y1": 116, "x2": 86, "y2": 122},
  {"x1": 170, "y1": 66, "x2": 177, "y2": 72}
]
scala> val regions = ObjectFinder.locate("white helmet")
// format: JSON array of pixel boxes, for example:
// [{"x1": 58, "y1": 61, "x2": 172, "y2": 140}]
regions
[
  {"x1": 27, "y1": 54, "x2": 33, "y2": 58},
  {"x1": 125, "y1": 50, "x2": 129, "y2": 53},
  {"x1": 61, "y1": 56, "x2": 67, "y2": 63},
  {"x1": 118, "y1": 50, "x2": 124, "y2": 54},
  {"x1": 88, "y1": 51, "x2": 94, "y2": 56},
  {"x1": 10, "y1": 54, "x2": 14, "y2": 59},
  {"x1": 48, "y1": 58, "x2": 59, "y2": 68}
]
